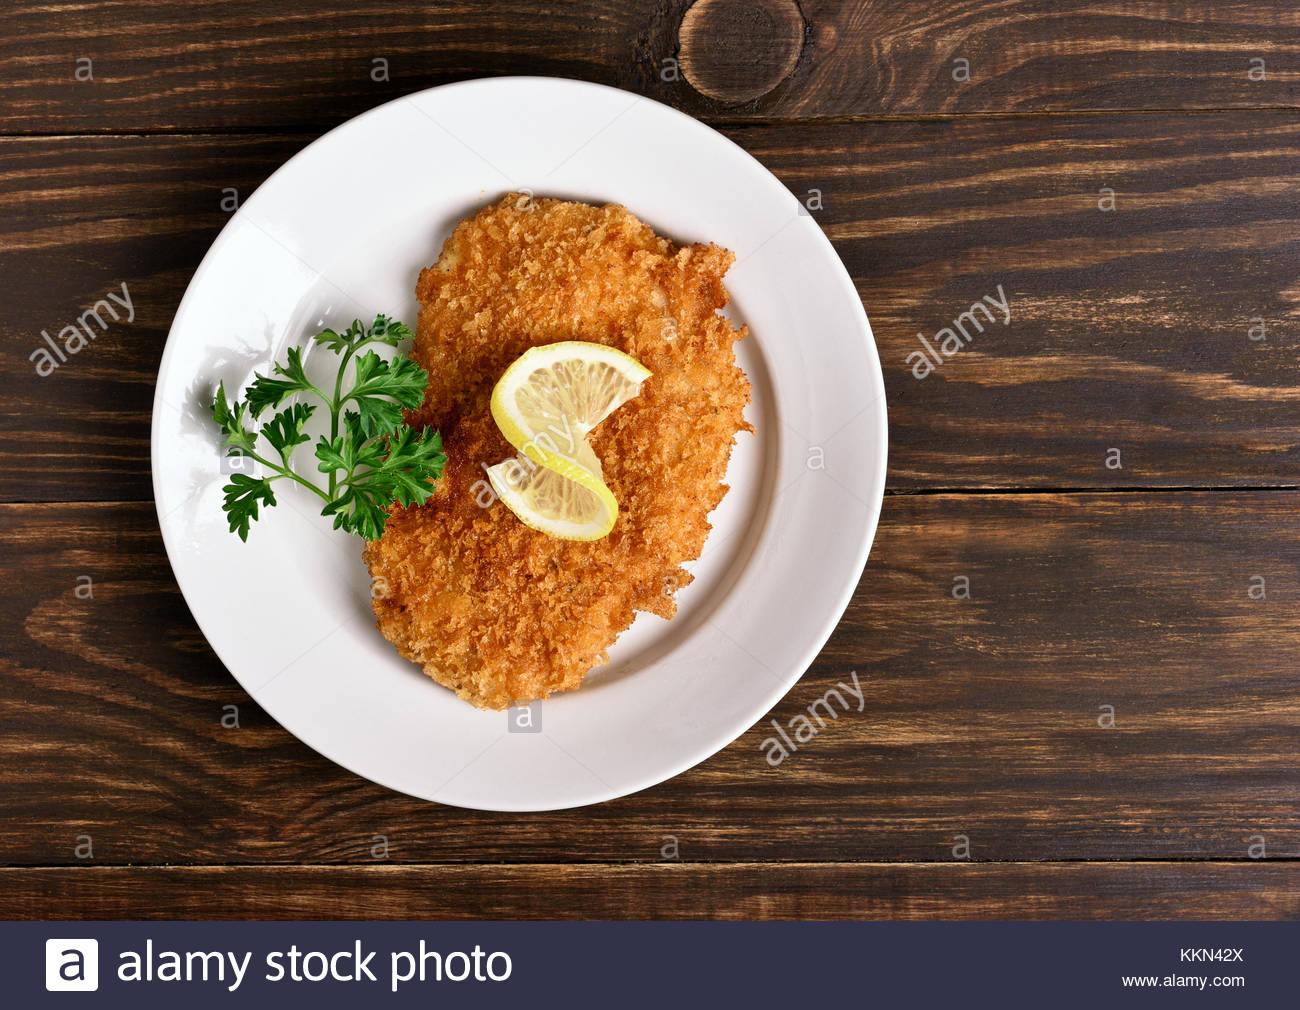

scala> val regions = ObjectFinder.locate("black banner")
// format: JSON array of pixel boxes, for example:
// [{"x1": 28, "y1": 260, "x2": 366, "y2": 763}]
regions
[{"x1": 19, "y1": 921, "x2": 1286, "y2": 1006}]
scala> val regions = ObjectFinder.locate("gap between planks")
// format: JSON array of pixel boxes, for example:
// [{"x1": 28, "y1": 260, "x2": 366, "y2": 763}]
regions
[
  {"x1": 3, "y1": 486, "x2": 1300, "y2": 509},
  {"x1": 3, "y1": 859, "x2": 1298, "y2": 869},
  {"x1": 4, "y1": 105, "x2": 1300, "y2": 141}
]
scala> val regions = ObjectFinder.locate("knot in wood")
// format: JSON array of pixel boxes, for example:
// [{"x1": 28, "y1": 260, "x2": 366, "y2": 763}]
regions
[{"x1": 678, "y1": 0, "x2": 805, "y2": 105}]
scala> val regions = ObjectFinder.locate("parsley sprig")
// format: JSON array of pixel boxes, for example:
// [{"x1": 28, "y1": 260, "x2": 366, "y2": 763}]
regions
[{"x1": 211, "y1": 314, "x2": 445, "y2": 541}]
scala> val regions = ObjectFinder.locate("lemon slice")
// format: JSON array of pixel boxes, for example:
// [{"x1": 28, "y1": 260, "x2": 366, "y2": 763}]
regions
[
  {"x1": 486, "y1": 458, "x2": 617, "y2": 541},
  {"x1": 487, "y1": 341, "x2": 651, "y2": 540}
]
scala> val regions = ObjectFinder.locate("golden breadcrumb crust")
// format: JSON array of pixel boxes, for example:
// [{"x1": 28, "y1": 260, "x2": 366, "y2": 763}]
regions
[{"x1": 362, "y1": 194, "x2": 752, "y2": 709}]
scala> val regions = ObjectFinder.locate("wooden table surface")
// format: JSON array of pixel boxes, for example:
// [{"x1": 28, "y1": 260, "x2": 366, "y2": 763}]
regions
[{"x1": 3, "y1": 1, "x2": 1299, "y2": 920}]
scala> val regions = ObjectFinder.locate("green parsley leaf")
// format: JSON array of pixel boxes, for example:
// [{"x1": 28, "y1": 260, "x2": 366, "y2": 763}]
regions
[
  {"x1": 313, "y1": 314, "x2": 413, "y2": 356},
  {"x1": 246, "y1": 346, "x2": 315, "y2": 417},
  {"x1": 345, "y1": 351, "x2": 428, "y2": 437},
  {"x1": 316, "y1": 414, "x2": 445, "y2": 540},
  {"x1": 311, "y1": 319, "x2": 365, "y2": 355},
  {"x1": 260, "y1": 401, "x2": 316, "y2": 460},
  {"x1": 211, "y1": 381, "x2": 257, "y2": 455},
  {"x1": 366, "y1": 314, "x2": 414, "y2": 347},
  {"x1": 221, "y1": 472, "x2": 277, "y2": 542},
  {"x1": 369, "y1": 425, "x2": 445, "y2": 509}
]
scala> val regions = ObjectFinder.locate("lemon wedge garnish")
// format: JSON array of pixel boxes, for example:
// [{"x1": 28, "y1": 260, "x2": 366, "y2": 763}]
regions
[{"x1": 486, "y1": 341, "x2": 651, "y2": 541}]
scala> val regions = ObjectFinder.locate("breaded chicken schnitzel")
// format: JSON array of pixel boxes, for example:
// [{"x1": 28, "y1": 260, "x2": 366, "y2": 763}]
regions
[{"x1": 362, "y1": 194, "x2": 752, "y2": 709}]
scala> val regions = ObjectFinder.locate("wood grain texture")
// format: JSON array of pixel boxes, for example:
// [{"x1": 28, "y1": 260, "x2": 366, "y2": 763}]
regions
[
  {"x1": 755, "y1": 112, "x2": 1300, "y2": 489},
  {"x1": 4, "y1": 0, "x2": 1298, "y2": 923},
  {"x1": 2, "y1": 495, "x2": 1297, "y2": 866},
  {"x1": 3, "y1": 112, "x2": 1299, "y2": 501},
  {"x1": 3, "y1": 863, "x2": 1297, "y2": 920},
  {"x1": 1, "y1": 1, "x2": 1299, "y2": 133}
]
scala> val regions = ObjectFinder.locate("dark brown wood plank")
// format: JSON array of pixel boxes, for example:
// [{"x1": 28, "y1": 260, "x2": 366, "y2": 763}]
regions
[
  {"x1": 4, "y1": 113, "x2": 1299, "y2": 500},
  {"x1": 0, "y1": 135, "x2": 307, "y2": 501},
  {"x1": 758, "y1": 112, "x2": 1300, "y2": 489},
  {"x1": 2, "y1": 495, "x2": 1298, "y2": 865},
  {"x1": 2, "y1": 863, "x2": 1296, "y2": 920},
  {"x1": 2, "y1": 2, "x2": 1299, "y2": 133}
]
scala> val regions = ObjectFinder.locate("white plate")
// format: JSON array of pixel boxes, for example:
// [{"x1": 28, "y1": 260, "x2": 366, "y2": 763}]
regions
[{"x1": 151, "y1": 77, "x2": 887, "y2": 811}]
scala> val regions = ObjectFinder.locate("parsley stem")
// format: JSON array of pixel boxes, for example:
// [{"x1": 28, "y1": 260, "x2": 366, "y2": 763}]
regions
[
  {"x1": 243, "y1": 450, "x2": 331, "y2": 502},
  {"x1": 327, "y1": 333, "x2": 381, "y2": 498},
  {"x1": 328, "y1": 337, "x2": 362, "y2": 496},
  {"x1": 329, "y1": 351, "x2": 351, "y2": 435}
]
